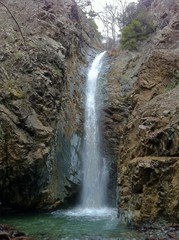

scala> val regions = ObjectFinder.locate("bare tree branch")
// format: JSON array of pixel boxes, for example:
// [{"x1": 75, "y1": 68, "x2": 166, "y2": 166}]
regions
[{"x1": 0, "y1": 1, "x2": 31, "y2": 64}]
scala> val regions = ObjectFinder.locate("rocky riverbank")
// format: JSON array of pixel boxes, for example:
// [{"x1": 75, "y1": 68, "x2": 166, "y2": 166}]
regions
[
  {"x1": 0, "y1": 224, "x2": 33, "y2": 240},
  {"x1": 134, "y1": 222, "x2": 179, "y2": 240}
]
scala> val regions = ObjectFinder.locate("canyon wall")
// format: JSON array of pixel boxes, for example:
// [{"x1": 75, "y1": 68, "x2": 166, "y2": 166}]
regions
[
  {"x1": 104, "y1": 0, "x2": 179, "y2": 222},
  {"x1": 0, "y1": 0, "x2": 179, "y2": 224},
  {"x1": 0, "y1": 0, "x2": 101, "y2": 211}
]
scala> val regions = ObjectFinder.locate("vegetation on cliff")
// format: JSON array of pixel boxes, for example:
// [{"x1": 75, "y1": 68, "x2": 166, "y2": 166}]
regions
[
  {"x1": 76, "y1": 0, "x2": 156, "y2": 50},
  {"x1": 120, "y1": 2, "x2": 155, "y2": 50}
]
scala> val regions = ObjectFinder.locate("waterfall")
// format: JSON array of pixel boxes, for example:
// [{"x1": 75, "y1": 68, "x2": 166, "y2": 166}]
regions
[
  {"x1": 81, "y1": 51, "x2": 108, "y2": 209},
  {"x1": 56, "y1": 51, "x2": 116, "y2": 218}
]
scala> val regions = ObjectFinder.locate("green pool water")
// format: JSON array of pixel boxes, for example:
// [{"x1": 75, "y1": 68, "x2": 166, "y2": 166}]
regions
[{"x1": 1, "y1": 208, "x2": 142, "y2": 239}]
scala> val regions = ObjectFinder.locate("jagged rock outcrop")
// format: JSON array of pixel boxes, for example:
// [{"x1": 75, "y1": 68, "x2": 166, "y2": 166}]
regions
[
  {"x1": 104, "y1": 0, "x2": 179, "y2": 222},
  {"x1": 119, "y1": 87, "x2": 179, "y2": 222},
  {"x1": 0, "y1": 0, "x2": 101, "y2": 211}
]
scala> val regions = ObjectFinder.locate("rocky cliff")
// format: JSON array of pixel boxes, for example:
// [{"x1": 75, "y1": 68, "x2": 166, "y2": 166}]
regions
[
  {"x1": 0, "y1": 0, "x2": 178, "y2": 225},
  {"x1": 0, "y1": 0, "x2": 101, "y2": 211},
  {"x1": 104, "y1": 0, "x2": 179, "y2": 223}
]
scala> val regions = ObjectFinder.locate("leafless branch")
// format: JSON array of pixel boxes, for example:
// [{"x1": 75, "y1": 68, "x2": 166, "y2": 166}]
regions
[{"x1": 0, "y1": 1, "x2": 32, "y2": 64}]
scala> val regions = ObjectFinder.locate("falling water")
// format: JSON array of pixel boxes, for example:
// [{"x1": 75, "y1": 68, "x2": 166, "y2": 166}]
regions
[
  {"x1": 0, "y1": 52, "x2": 142, "y2": 239},
  {"x1": 81, "y1": 51, "x2": 107, "y2": 209}
]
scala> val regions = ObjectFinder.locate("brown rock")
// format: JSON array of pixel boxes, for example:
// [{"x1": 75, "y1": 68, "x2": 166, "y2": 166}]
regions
[
  {"x1": 168, "y1": 231, "x2": 177, "y2": 239},
  {"x1": 0, "y1": 0, "x2": 100, "y2": 210},
  {"x1": 104, "y1": 0, "x2": 179, "y2": 224}
]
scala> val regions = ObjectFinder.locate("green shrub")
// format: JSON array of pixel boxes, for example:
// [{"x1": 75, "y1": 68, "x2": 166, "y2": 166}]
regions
[{"x1": 119, "y1": 2, "x2": 155, "y2": 50}]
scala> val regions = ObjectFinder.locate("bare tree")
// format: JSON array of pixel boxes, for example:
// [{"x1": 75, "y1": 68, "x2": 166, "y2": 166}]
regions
[
  {"x1": 98, "y1": 2, "x2": 120, "y2": 47},
  {"x1": 96, "y1": 0, "x2": 138, "y2": 46},
  {"x1": 75, "y1": 0, "x2": 94, "y2": 17},
  {"x1": 115, "y1": 0, "x2": 128, "y2": 30},
  {"x1": 116, "y1": 1, "x2": 138, "y2": 28}
]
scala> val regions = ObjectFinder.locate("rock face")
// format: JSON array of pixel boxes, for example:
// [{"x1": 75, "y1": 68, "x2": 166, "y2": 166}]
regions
[
  {"x1": 119, "y1": 87, "x2": 179, "y2": 222},
  {"x1": 0, "y1": 0, "x2": 178, "y2": 223},
  {"x1": 0, "y1": 0, "x2": 101, "y2": 210},
  {"x1": 104, "y1": 0, "x2": 179, "y2": 222}
]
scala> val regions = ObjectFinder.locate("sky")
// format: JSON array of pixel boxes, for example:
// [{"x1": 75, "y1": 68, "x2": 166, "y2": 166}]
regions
[{"x1": 91, "y1": 0, "x2": 138, "y2": 35}]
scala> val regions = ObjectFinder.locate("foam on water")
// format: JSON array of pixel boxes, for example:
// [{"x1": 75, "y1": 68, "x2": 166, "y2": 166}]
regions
[{"x1": 53, "y1": 207, "x2": 117, "y2": 220}]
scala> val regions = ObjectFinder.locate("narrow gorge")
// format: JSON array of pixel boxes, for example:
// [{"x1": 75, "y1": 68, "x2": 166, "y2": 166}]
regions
[{"x1": 0, "y1": 0, "x2": 179, "y2": 239}]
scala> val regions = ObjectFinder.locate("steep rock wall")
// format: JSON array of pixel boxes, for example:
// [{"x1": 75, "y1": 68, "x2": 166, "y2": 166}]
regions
[
  {"x1": 104, "y1": 0, "x2": 179, "y2": 222},
  {"x1": 0, "y1": 0, "x2": 101, "y2": 211}
]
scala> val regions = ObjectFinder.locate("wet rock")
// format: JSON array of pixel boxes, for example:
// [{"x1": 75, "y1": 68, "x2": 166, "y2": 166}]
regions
[{"x1": 0, "y1": 225, "x2": 30, "y2": 240}]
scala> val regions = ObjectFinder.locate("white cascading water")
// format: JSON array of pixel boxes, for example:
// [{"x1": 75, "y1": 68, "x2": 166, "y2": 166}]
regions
[
  {"x1": 81, "y1": 51, "x2": 108, "y2": 209},
  {"x1": 61, "y1": 52, "x2": 116, "y2": 218}
]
